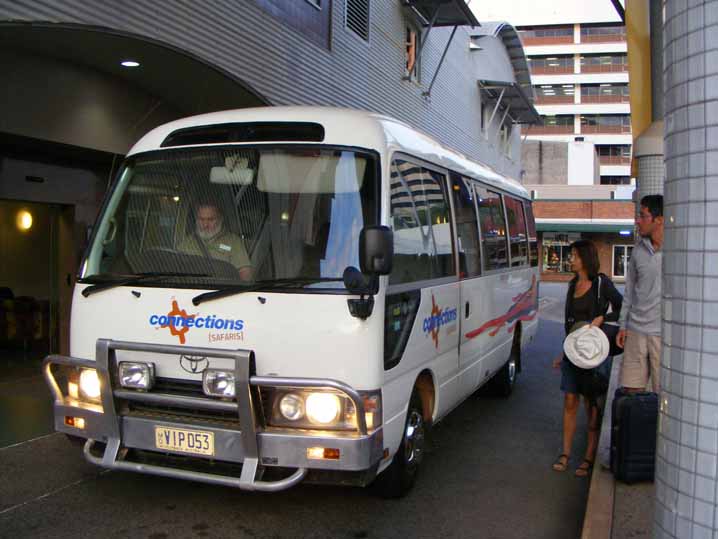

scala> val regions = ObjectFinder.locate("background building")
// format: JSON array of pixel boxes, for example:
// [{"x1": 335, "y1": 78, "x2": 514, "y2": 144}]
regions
[
  {"x1": 0, "y1": 0, "x2": 538, "y2": 355},
  {"x1": 473, "y1": 0, "x2": 635, "y2": 282}
]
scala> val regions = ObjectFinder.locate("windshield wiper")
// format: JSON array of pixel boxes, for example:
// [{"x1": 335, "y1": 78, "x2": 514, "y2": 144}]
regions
[
  {"x1": 81, "y1": 272, "x2": 210, "y2": 298},
  {"x1": 192, "y1": 278, "x2": 342, "y2": 306}
]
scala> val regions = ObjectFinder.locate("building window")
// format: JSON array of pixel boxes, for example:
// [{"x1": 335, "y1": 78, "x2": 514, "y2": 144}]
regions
[
  {"x1": 600, "y1": 176, "x2": 632, "y2": 185},
  {"x1": 542, "y1": 232, "x2": 581, "y2": 273},
  {"x1": 581, "y1": 83, "x2": 629, "y2": 103},
  {"x1": 580, "y1": 54, "x2": 628, "y2": 73},
  {"x1": 581, "y1": 114, "x2": 631, "y2": 133},
  {"x1": 405, "y1": 25, "x2": 420, "y2": 81},
  {"x1": 536, "y1": 85, "x2": 575, "y2": 98},
  {"x1": 580, "y1": 23, "x2": 626, "y2": 43},
  {"x1": 527, "y1": 55, "x2": 574, "y2": 74},
  {"x1": 613, "y1": 245, "x2": 633, "y2": 278},
  {"x1": 389, "y1": 159, "x2": 453, "y2": 284},
  {"x1": 521, "y1": 25, "x2": 574, "y2": 38},
  {"x1": 345, "y1": 0, "x2": 370, "y2": 41},
  {"x1": 582, "y1": 84, "x2": 629, "y2": 97},
  {"x1": 535, "y1": 84, "x2": 575, "y2": 104},
  {"x1": 544, "y1": 115, "x2": 575, "y2": 127},
  {"x1": 500, "y1": 123, "x2": 512, "y2": 156},
  {"x1": 519, "y1": 25, "x2": 574, "y2": 44},
  {"x1": 597, "y1": 145, "x2": 632, "y2": 164}
]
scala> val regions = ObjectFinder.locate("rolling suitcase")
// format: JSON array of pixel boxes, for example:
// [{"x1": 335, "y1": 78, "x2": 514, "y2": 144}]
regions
[{"x1": 610, "y1": 388, "x2": 658, "y2": 483}]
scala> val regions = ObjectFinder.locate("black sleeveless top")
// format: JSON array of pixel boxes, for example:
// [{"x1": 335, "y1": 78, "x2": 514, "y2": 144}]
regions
[{"x1": 568, "y1": 290, "x2": 594, "y2": 329}]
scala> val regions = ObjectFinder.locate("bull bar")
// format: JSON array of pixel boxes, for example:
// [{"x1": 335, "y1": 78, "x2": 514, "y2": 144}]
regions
[{"x1": 43, "y1": 339, "x2": 383, "y2": 491}]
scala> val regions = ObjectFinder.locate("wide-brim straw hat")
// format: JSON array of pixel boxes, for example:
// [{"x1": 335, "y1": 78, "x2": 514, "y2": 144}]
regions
[{"x1": 563, "y1": 324, "x2": 610, "y2": 369}]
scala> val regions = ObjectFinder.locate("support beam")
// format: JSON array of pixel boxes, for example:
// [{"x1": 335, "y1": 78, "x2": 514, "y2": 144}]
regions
[
  {"x1": 610, "y1": 0, "x2": 625, "y2": 23},
  {"x1": 486, "y1": 87, "x2": 505, "y2": 134},
  {"x1": 423, "y1": 25, "x2": 458, "y2": 97}
]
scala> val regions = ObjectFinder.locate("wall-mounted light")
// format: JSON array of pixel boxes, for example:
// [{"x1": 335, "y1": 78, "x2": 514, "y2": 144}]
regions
[
  {"x1": 619, "y1": 230, "x2": 632, "y2": 236},
  {"x1": 121, "y1": 60, "x2": 140, "y2": 68},
  {"x1": 16, "y1": 210, "x2": 33, "y2": 231}
]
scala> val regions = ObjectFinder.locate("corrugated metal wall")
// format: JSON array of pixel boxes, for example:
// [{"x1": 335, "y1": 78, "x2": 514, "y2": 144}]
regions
[{"x1": 0, "y1": 0, "x2": 522, "y2": 178}]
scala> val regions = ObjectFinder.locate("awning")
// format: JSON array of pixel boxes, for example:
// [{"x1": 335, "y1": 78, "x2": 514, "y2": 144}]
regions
[
  {"x1": 478, "y1": 79, "x2": 541, "y2": 125},
  {"x1": 537, "y1": 223, "x2": 634, "y2": 233},
  {"x1": 403, "y1": 0, "x2": 480, "y2": 28}
]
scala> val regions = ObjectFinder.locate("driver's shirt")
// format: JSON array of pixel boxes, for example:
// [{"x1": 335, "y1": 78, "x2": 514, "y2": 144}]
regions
[{"x1": 179, "y1": 230, "x2": 251, "y2": 270}]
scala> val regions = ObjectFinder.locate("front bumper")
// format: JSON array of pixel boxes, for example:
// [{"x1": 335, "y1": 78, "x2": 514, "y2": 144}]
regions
[{"x1": 44, "y1": 339, "x2": 383, "y2": 491}]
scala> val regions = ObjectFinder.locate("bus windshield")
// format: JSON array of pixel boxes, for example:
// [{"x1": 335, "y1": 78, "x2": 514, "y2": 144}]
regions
[{"x1": 80, "y1": 146, "x2": 378, "y2": 291}]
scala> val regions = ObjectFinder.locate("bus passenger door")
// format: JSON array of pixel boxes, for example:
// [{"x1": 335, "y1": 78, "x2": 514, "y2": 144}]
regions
[
  {"x1": 385, "y1": 159, "x2": 460, "y2": 419},
  {"x1": 450, "y1": 174, "x2": 485, "y2": 396}
]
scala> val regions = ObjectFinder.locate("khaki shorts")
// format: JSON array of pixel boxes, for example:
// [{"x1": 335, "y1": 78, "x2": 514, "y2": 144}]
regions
[{"x1": 619, "y1": 330, "x2": 662, "y2": 392}]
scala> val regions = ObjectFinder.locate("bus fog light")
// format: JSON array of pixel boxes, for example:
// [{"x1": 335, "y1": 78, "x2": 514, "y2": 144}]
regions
[
  {"x1": 79, "y1": 369, "x2": 101, "y2": 402},
  {"x1": 203, "y1": 369, "x2": 235, "y2": 398},
  {"x1": 306, "y1": 393, "x2": 341, "y2": 425},
  {"x1": 118, "y1": 362, "x2": 155, "y2": 390},
  {"x1": 279, "y1": 393, "x2": 305, "y2": 421}
]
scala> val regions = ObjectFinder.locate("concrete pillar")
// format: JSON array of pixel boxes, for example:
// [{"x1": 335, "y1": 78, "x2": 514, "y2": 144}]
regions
[{"x1": 654, "y1": 1, "x2": 718, "y2": 538}]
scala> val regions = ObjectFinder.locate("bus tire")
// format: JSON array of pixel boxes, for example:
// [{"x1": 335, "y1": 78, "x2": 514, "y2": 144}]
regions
[
  {"x1": 372, "y1": 391, "x2": 426, "y2": 498},
  {"x1": 490, "y1": 339, "x2": 520, "y2": 398}
]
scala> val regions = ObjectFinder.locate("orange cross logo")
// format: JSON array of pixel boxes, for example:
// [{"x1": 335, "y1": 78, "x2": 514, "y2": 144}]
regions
[
  {"x1": 161, "y1": 300, "x2": 196, "y2": 344},
  {"x1": 429, "y1": 295, "x2": 442, "y2": 348}
]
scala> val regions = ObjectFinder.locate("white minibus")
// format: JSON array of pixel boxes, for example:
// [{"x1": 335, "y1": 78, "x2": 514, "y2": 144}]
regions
[{"x1": 44, "y1": 107, "x2": 539, "y2": 497}]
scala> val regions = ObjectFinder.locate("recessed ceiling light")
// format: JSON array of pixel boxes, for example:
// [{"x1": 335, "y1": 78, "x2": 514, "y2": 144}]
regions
[{"x1": 121, "y1": 60, "x2": 140, "y2": 68}]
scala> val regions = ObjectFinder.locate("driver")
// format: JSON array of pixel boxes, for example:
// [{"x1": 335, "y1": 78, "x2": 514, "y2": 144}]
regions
[{"x1": 180, "y1": 202, "x2": 253, "y2": 281}]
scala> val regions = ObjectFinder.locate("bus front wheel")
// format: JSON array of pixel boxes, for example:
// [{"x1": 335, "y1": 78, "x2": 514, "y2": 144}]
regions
[
  {"x1": 372, "y1": 391, "x2": 426, "y2": 498},
  {"x1": 489, "y1": 340, "x2": 520, "y2": 397}
]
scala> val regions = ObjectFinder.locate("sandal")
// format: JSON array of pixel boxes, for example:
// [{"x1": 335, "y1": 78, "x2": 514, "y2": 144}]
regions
[
  {"x1": 552, "y1": 454, "x2": 569, "y2": 472},
  {"x1": 575, "y1": 459, "x2": 594, "y2": 477}
]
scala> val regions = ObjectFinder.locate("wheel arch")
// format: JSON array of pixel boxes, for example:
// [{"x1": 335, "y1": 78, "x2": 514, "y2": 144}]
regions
[{"x1": 414, "y1": 369, "x2": 436, "y2": 425}]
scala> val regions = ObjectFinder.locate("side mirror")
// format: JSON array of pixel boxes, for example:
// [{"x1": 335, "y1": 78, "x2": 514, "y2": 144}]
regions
[{"x1": 359, "y1": 226, "x2": 393, "y2": 276}]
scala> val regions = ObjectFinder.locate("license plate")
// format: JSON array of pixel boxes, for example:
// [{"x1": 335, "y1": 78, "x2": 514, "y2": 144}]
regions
[{"x1": 155, "y1": 426, "x2": 215, "y2": 456}]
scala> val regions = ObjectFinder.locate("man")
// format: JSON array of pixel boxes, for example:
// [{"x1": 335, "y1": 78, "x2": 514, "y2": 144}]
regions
[
  {"x1": 180, "y1": 202, "x2": 252, "y2": 281},
  {"x1": 617, "y1": 194, "x2": 664, "y2": 393}
]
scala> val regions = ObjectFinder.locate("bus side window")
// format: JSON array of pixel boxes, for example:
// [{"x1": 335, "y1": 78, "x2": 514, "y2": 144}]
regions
[
  {"x1": 449, "y1": 173, "x2": 481, "y2": 278},
  {"x1": 475, "y1": 185, "x2": 509, "y2": 271},
  {"x1": 389, "y1": 159, "x2": 454, "y2": 284},
  {"x1": 523, "y1": 201, "x2": 538, "y2": 267},
  {"x1": 504, "y1": 195, "x2": 528, "y2": 267}
]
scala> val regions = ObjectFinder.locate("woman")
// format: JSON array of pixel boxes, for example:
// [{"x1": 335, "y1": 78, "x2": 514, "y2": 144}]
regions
[{"x1": 551, "y1": 240, "x2": 622, "y2": 477}]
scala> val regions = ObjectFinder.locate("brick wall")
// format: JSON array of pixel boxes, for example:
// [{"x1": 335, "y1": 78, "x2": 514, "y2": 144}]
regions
[{"x1": 534, "y1": 200, "x2": 635, "y2": 219}]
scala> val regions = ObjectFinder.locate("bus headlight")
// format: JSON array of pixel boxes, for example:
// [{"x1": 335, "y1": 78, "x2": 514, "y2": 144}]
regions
[
  {"x1": 266, "y1": 389, "x2": 382, "y2": 431},
  {"x1": 118, "y1": 362, "x2": 155, "y2": 390},
  {"x1": 279, "y1": 393, "x2": 305, "y2": 421},
  {"x1": 305, "y1": 393, "x2": 341, "y2": 424},
  {"x1": 79, "y1": 369, "x2": 101, "y2": 402},
  {"x1": 203, "y1": 369, "x2": 235, "y2": 398}
]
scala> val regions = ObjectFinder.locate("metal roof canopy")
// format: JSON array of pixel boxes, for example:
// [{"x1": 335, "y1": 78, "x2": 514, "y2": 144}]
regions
[
  {"x1": 402, "y1": 0, "x2": 479, "y2": 98},
  {"x1": 403, "y1": 0, "x2": 480, "y2": 27},
  {"x1": 478, "y1": 79, "x2": 541, "y2": 125}
]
